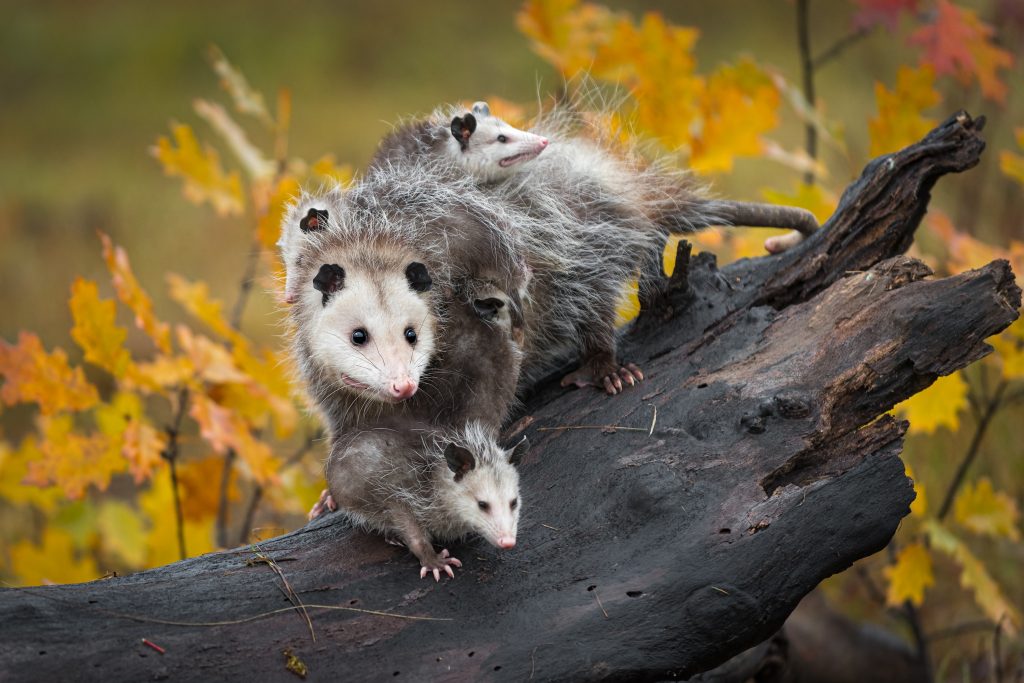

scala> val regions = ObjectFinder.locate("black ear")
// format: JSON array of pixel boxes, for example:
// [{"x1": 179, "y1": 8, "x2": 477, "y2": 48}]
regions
[
  {"x1": 471, "y1": 101, "x2": 491, "y2": 117},
  {"x1": 450, "y1": 113, "x2": 477, "y2": 150},
  {"x1": 473, "y1": 297, "x2": 505, "y2": 322},
  {"x1": 405, "y1": 262, "x2": 432, "y2": 292},
  {"x1": 444, "y1": 443, "x2": 476, "y2": 482},
  {"x1": 312, "y1": 264, "x2": 345, "y2": 306},
  {"x1": 508, "y1": 436, "x2": 529, "y2": 466},
  {"x1": 300, "y1": 208, "x2": 328, "y2": 233}
]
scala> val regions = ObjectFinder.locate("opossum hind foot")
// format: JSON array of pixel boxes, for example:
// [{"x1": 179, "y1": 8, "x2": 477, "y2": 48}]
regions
[
  {"x1": 307, "y1": 489, "x2": 337, "y2": 521},
  {"x1": 561, "y1": 361, "x2": 645, "y2": 396},
  {"x1": 419, "y1": 548, "x2": 463, "y2": 582}
]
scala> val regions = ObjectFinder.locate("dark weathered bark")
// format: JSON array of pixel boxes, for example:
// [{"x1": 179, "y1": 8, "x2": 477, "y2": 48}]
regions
[{"x1": 0, "y1": 112, "x2": 1016, "y2": 682}]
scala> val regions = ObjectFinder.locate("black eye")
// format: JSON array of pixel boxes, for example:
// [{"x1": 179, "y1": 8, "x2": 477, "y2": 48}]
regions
[
  {"x1": 404, "y1": 327, "x2": 417, "y2": 345},
  {"x1": 351, "y1": 329, "x2": 368, "y2": 346},
  {"x1": 478, "y1": 501, "x2": 490, "y2": 512},
  {"x1": 497, "y1": 134, "x2": 507, "y2": 143},
  {"x1": 510, "y1": 498, "x2": 518, "y2": 510}
]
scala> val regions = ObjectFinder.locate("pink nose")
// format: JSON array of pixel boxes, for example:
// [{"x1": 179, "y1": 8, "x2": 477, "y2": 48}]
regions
[
  {"x1": 389, "y1": 379, "x2": 417, "y2": 400},
  {"x1": 539, "y1": 138, "x2": 549, "y2": 148},
  {"x1": 497, "y1": 536, "x2": 516, "y2": 549}
]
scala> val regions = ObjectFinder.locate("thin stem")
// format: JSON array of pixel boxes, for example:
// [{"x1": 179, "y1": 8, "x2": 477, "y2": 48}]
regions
[
  {"x1": 937, "y1": 380, "x2": 1008, "y2": 521},
  {"x1": 811, "y1": 25, "x2": 874, "y2": 71},
  {"x1": 796, "y1": 0, "x2": 818, "y2": 186},
  {"x1": 162, "y1": 387, "x2": 191, "y2": 561},
  {"x1": 229, "y1": 244, "x2": 261, "y2": 330},
  {"x1": 216, "y1": 449, "x2": 237, "y2": 548},
  {"x1": 903, "y1": 601, "x2": 934, "y2": 683}
]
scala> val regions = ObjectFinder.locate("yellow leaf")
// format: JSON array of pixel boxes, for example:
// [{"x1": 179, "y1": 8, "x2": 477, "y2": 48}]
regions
[
  {"x1": 25, "y1": 414, "x2": 125, "y2": 499},
  {"x1": 992, "y1": 317, "x2": 1024, "y2": 381},
  {"x1": 868, "y1": 65, "x2": 940, "y2": 157},
  {"x1": 0, "y1": 332, "x2": 98, "y2": 415},
  {"x1": 954, "y1": 478, "x2": 1020, "y2": 541},
  {"x1": 926, "y1": 520, "x2": 1022, "y2": 635},
  {"x1": 309, "y1": 156, "x2": 353, "y2": 188},
  {"x1": 883, "y1": 542, "x2": 934, "y2": 606},
  {"x1": 129, "y1": 354, "x2": 194, "y2": 393},
  {"x1": 615, "y1": 279, "x2": 640, "y2": 326},
  {"x1": 999, "y1": 128, "x2": 1024, "y2": 187},
  {"x1": 0, "y1": 437, "x2": 64, "y2": 512},
  {"x1": 905, "y1": 464, "x2": 928, "y2": 518},
  {"x1": 99, "y1": 232, "x2": 172, "y2": 353},
  {"x1": 8, "y1": 527, "x2": 99, "y2": 586},
  {"x1": 97, "y1": 500, "x2": 148, "y2": 568},
  {"x1": 152, "y1": 123, "x2": 245, "y2": 216},
  {"x1": 893, "y1": 371, "x2": 967, "y2": 435},
  {"x1": 760, "y1": 182, "x2": 838, "y2": 225},
  {"x1": 167, "y1": 274, "x2": 236, "y2": 341},
  {"x1": 256, "y1": 176, "x2": 301, "y2": 253},
  {"x1": 140, "y1": 469, "x2": 217, "y2": 565},
  {"x1": 69, "y1": 278, "x2": 133, "y2": 379},
  {"x1": 206, "y1": 45, "x2": 274, "y2": 128},
  {"x1": 95, "y1": 392, "x2": 167, "y2": 484}
]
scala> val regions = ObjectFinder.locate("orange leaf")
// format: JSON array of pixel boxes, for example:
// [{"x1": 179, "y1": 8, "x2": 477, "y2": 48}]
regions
[
  {"x1": 868, "y1": 65, "x2": 940, "y2": 157},
  {"x1": 25, "y1": 414, "x2": 125, "y2": 499},
  {"x1": 167, "y1": 274, "x2": 236, "y2": 342},
  {"x1": 176, "y1": 325, "x2": 248, "y2": 385},
  {"x1": 909, "y1": 0, "x2": 1013, "y2": 103},
  {"x1": 95, "y1": 392, "x2": 166, "y2": 484},
  {"x1": 99, "y1": 232, "x2": 171, "y2": 353},
  {"x1": 151, "y1": 123, "x2": 245, "y2": 216},
  {"x1": 190, "y1": 393, "x2": 280, "y2": 486},
  {"x1": 177, "y1": 455, "x2": 240, "y2": 522},
  {"x1": 999, "y1": 128, "x2": 1024, "y2": 187},
  {"x1": 256, "y1": 176, "x2": 302, "y2": 253},
  {"x1": 0, "y1": 332, "x2": 98, "y2": 415},
  {"x1": 69, "y1": 278, "x2": 133, "y2": 379},
  {"x1": 0, "y1": 436, "x2": 64, "y2": 512}
]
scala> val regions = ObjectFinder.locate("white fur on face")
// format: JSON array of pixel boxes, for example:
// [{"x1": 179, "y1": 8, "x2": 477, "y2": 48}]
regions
[
  {"x1": 451, "y1": 116, "x2": 549, "y2": 183},
  {"x1": 452, "y1": 445, "x2": 521, "y2": 548},
  {"x1": 307, "y1": 266, "x2": 435, "y2": 403}
]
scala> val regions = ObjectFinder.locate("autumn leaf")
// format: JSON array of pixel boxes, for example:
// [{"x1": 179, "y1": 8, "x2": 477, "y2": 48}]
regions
[
  {"x1": 909, "y1": 0, "x2": 1013, "y2": 103},
  {"x1": 309, "y1": 156, "x2": 353, "y2": 188},
  {"x1": 139, "y1": 470, "x2": 217, "y2": 565},
  {"x1": 868, "y1": 65, "x2": 940, "y2": 157},
  {"x1": 176, "y1": 325, "x2": 249, "y2": 385},
  {"x1": 924, "y1": 211, "x2": 1024, "y2": 277},
  {"x1": 883, "y1": 542, "x2": 934, "y2": 606},
  {"x1": 25, "y1": 414, "x2": 125, "y2": 499},
  {"x1": 517, "y1": 0, "x2": 617, "y2": 77},
  {"x1": 190, "y1": 393, "x2": 281, "y2": 486},
  {"x1": 954, "y1": 478, "x2": 1020, "y2": 541},
  {"x1": 207, "y1": 45, "x2": 274, "y2": 128},
  {"x1": 152, "y1": 123, "x2": 245, "y2": 216},
  {"x1": 0, "y1": 332, "x2": 98, "y2": 415},
  {"x1": 95, "y1": 392, "x2": 166, "y2": 484},
  {"x1": 97, "y1": 500, "x2": 148, "y2": 568},
  {"x1": 999, "y1": 128, "x2": 1024, "y2": 187},
  {"x1": 129, "y1": 354, "x2": 194, "y2": 394},
  {"x1": 0, "y1": 437, "x2": 64, "y2": 512},
  {"x1": 8, "y1": 527, "x2": 100, "y2": 587},
  {"x1": 167, "y1": 274, "x2": 237, "y2": 342},
  {"x1": 256, "y1": 176, "x2": 301, "y2": 252},
  {"x1": 193, "y1": 99, "x2": 275, "y2": 181},
  {"x1": 926, "y1": 520, "x2": 1022, "y2": 635},
  {"x1": 615, "y1": 279, "x2": 640, "y2": 326},
  {"x1": 99, "y1": 232, "x2": 172, "y2": 353},
  {"x1": 69, "y1": 278, "x2": 133, "y2": 379},
  {"x1": 992, "y1": 318, "x2": 1024, "y2": 381},
  {"x1": 852, "y1": 0, "x2": 920, "y2": 30},
  {"x1": 893, "y1": 371, "x2": 967, "y2": 435},
  {"x1": 177, "y1": 455, "x2": 240, "y2": 522}
]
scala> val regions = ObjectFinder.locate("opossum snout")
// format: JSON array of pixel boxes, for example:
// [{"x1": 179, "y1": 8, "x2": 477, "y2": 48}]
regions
[
  {"x1": 538, "y1": 137, "x2": 549, "y2": 148},
  {"x1": 496, "y1": 536, "x2": 516, "y2": 549},
  {"x1": 389, "y1": 378, "x2": 418, "y2": 400}
]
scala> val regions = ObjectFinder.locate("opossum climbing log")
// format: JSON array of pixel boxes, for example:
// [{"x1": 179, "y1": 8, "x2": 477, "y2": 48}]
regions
[{"x1": 0, "y1": 112, "x2": 1017, "y2": 682}]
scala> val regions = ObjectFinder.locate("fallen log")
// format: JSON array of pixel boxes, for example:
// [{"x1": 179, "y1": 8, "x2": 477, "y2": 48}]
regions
[{"x1": 0, "y1": 112, "x2": 1016, "y2": 682}]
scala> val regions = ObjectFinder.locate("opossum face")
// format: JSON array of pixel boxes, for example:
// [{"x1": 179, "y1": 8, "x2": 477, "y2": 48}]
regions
[
  {"x1": 307, "y1": 260, "x2": 436, "y2": 403},
  {"x1": 444, "y1": 436, "x2": 529, "y2": 549},
  {"x1": 449, "y1": 101, "x2": 549, "y2": 183}
]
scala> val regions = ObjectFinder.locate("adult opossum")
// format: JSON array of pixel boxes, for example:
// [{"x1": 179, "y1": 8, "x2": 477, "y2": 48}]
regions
[{"x1": 319, "y1": 420, "x2": 528, "y2": 581}]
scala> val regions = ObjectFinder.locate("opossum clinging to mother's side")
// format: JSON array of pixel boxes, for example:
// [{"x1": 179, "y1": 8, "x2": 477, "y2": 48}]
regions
[
  {"x1": 369, "y1": 101, "x2": 550, "y2": 183},
  {"x1": 320, "y1": 421, "x2": 529, "y2": 581}
]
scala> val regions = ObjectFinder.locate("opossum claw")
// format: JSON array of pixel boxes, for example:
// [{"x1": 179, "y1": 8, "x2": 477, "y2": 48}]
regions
[
  {"x1": 307, "y1": 489, "x2": 337, "y2": 521},
  {"x1": 420, "y1": 549, "x2": 461, "y2": 581},
  {"x1": 626, "y1": 363, "x2": 645, "y2": 381}
]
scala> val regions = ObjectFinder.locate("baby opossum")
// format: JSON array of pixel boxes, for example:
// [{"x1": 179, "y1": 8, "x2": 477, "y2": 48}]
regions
[
  {"x1": 370, "y1": 101, "x2": 550, "y2": 184},
  {"x1": 319, "y1": 420, "x2": 528, "y2": 580}
]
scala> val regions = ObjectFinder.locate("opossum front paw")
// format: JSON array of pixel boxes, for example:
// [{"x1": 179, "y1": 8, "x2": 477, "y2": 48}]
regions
[
  {"x1": 419, "y1": 548, "x2": 462, "y2": 582},
  {"x1": 307, "y1": 489, "x2": 337, "y2": 521},
  {"x1": 562, "y1": 362, "x2": 644, "y2": 395}
]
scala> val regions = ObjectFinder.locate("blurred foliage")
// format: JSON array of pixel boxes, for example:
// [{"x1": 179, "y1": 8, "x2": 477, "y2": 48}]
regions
[{"x1": 2, "y1": 0, "x2": 1023, "y2": 677}]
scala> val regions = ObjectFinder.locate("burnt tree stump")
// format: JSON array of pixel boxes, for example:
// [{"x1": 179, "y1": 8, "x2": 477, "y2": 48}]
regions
[{"x1": 0, "y1": 112, "x2": 1017, "y2": 682}]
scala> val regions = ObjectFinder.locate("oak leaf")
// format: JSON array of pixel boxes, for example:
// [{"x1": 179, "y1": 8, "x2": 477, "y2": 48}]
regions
[
  {"x1": 152, "y1": 123, "x2": 245, "y2": 216},
  {"x1": 893, "y1": 370, "x2": 967, "y2": 435},
  {"x1": 167, "y1": 274, "x2": 236, "y2": 342},
  {"x1": 0, "y1": 437, "x2": 64, "y2": 512},
  {"x1": 883, "y1": 542, "x2": 934, "y2": 606},
  {"x1": 99, "y1": 232, "x2": 172, "y2": 353},
  {"x1": 25, "y1": 415, "x2": 125, "y2": 499},
  {"x1": 868, "y1": 65, "x2": 940, "y2": 157},
  {"x1": 999, "y1": 128, "x2": 1024, "y2": 187},
  {"x1": 69, "y1": 278, "x2": 133, "y2": 379},
  {"x1": 8, "y1": 527, "x2": 99, "y2": 587},
  {"x1": 0, "y1": 332, "x2": 98, "y2": 415},
  {"x1": 954, "y1": 477, "x2": 1020, "y2": 541}
]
